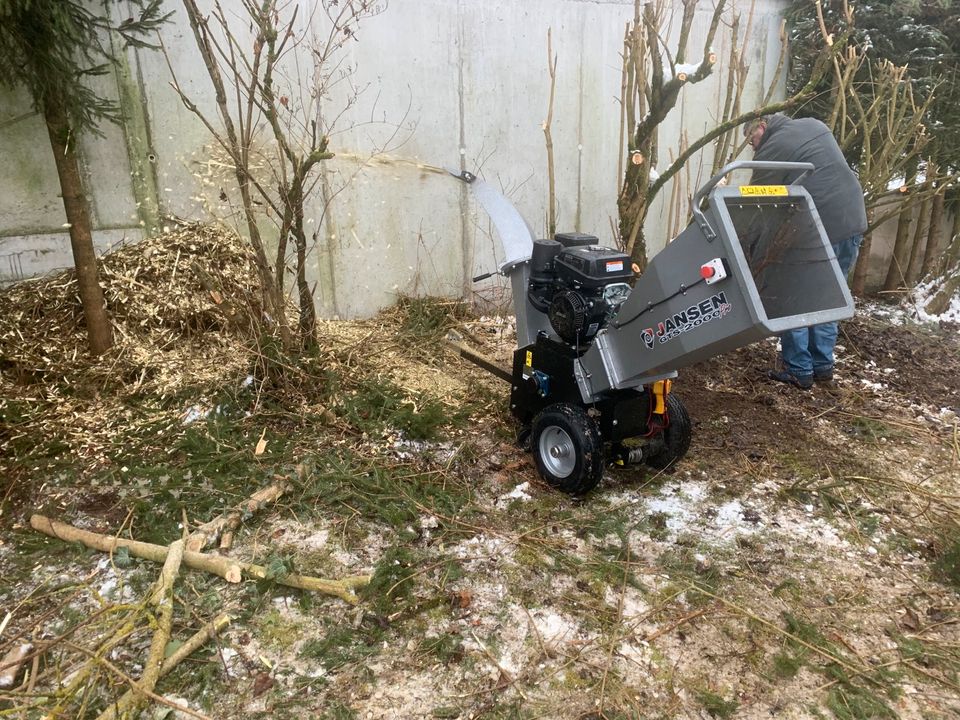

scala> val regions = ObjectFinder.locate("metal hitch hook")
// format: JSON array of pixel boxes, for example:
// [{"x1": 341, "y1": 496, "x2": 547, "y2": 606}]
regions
[{"x1": 447, "y1": 168, "x2": 476, "y2": 184}]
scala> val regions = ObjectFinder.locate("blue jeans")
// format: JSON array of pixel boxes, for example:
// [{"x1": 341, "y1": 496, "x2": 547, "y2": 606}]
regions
[{"x1": 780, "y1": 234, "x2": 862, "y2": 377}]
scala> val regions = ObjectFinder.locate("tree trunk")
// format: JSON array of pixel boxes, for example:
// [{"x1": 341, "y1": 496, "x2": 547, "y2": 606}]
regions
[
  {"x1": 42, "y1": 96, "x2": 114, "y2": 355},
  {"x1": 850, "y1": 208, "x2": 872, "y2": 297},
  {"x1": 850, "y1": 235, "x2": 871, "y2": 297},
  {"x1": 179, "y1": 0, "x2": 291, "y2": 350},
  {"x1": 292, "y1": 174, "x2": 317, "y2": 350},
  {"x1": 882, "y1": 195, "x2": 916, "y2": 291},
  {"x1": 905, "y1": 197, "x2": 931, "y2": 285},
  {"x1": 921, "y1": 188, "x2": 945, "y2": 278},
  {"x1": 236, "y1": 169, "x2": 291, "y2": 347},
  {"x1": 942, "y1": 208, "x2": 960, "y2": 275},
  {"x1": 619, "y1": 162, "x2": 651, "y2": 270}
]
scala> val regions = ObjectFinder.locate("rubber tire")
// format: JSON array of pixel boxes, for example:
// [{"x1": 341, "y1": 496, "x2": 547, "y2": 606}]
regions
[
  {"x1": 645, "y1": 393, "x2": 692, "y2": 471},
  {"x1": 530, "y1": 403, "x2": 604, "y2": 495}
]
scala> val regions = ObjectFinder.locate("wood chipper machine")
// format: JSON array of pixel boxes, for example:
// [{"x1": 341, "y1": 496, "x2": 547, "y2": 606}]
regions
[{"x1": 449, "y1": 161, "x2": 854, "y2": 494}]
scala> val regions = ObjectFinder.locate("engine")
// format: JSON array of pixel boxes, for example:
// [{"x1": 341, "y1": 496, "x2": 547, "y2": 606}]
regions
[{"x1": 527, "y1": 233, "x2": 634, "y2": 346}]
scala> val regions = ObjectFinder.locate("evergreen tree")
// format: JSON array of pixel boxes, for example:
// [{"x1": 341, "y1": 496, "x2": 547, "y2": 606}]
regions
[
  {"x1": 787, "y1": 0, "x2": 960, "y2": 292},
  {"x1": 0, "y1": 0, "x2": 170, "y2": 355},
  {"x1": 788, "y1": 0, "x2": 960, "y2": 172}
]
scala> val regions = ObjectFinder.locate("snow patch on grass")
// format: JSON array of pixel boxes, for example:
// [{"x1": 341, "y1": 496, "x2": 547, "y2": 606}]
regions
[{"x1": 608, "y1": 476, "x2": 851, "y2": 554}]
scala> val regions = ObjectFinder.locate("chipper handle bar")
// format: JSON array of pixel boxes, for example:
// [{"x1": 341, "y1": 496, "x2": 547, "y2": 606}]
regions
[{"x1": 692, "y1": 160, "x2": 814, "y2": 241}]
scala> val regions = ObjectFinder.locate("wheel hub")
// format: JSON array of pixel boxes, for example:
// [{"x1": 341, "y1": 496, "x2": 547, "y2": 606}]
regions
[{"x1": 539, "y1": 426, "x2": 576, "y2": 478}]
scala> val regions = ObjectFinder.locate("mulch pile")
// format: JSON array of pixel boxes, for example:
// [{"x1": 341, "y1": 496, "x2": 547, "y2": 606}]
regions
[
  {"x1": 0, "y1": 222, "x2": 261, "y2": 394},
  {"x1": 0, "y1": 223, "x2": 269, "y2": 485}
]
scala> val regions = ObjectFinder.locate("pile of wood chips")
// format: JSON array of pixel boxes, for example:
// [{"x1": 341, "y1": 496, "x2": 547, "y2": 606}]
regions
[
  {"x1": 0, "y1": 222, "x2": 262, "y2": 394},
  {"x1": 0, "y1": 225, "x2": 376, "y2": 717},
  {"x1": 0, "y1": 223, "x2": 272, "y2": 477}
]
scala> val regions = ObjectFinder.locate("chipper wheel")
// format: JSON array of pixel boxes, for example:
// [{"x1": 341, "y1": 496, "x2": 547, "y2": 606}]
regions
[
  {"x1": 531, "y1": 403, "x2": 604, "y2": 495},
  {"x1": 645, "y1": 394, "x2": 692, "y2": 471}
]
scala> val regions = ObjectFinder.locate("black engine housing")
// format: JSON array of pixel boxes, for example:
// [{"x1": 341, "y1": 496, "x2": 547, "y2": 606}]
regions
[{"x1": 528, "y1": 234, "x2": 633, "y2": 346}]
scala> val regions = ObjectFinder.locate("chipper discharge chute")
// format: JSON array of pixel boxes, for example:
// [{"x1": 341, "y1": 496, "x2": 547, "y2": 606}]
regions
[{"x1": 450, "y1": 161, "x2": 854, "y2": 494}]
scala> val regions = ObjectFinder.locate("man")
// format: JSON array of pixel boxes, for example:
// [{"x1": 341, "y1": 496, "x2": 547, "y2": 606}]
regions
[{"x1": 745, "y1": 113, "x2": 866, "y2": 390}]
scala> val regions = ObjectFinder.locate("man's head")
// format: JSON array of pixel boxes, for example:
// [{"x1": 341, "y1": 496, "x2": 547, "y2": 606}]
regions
[{"x1": 744, "y1": 117, "x2": 769, "y2": 151}]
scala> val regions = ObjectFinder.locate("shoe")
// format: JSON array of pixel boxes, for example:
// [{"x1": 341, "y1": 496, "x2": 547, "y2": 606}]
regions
[
  {"x1": 767, "y1": 369, "x2": 813, "y2": 390},
  {"x1": 813, "y1": 369, "x2": 834, "y2": 383}
]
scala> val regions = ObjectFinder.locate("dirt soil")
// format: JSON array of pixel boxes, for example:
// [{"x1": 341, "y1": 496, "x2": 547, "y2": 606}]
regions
[{"x1": 1, "y1": 241, "x2": 960, "y2": 720}]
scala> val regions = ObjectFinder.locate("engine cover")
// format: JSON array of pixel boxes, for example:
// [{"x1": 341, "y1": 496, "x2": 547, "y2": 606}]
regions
[
  {"x1": 554, "y1": 246, "x2": 634, "y2": 289},
  {"x1": 527, "y1": 235, "x2": 635, "y2": 348}
]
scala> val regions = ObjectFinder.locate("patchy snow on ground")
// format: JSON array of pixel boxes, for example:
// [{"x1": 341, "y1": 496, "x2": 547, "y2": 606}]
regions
[
  {"x1": 499, "y1": 482, "x2": 533, "y2": 503},
  {"x1": 388, "y1": 436, "x2": 456, "y2": 463},
  {"x1": 862, "y1": 300, "x2": 911, "y2": 327},
  {"x1": 449, "y1": 532, "x2": 514, "y2": 566},
  {"x1": 180, "y1": 403, "x2": 218, "y2": 424},
  {"x1": 607, "y1": 474, "x2": 852, "y2": 556},
  {"x1": 910, "y1": 275, "x2": 960, "y2": 325},
  {"x1": 862, "y1": 286, "x2": 960, "y2": 330},
  {"x1": 528, "y1": 606, "x2": 581, "y2": 647}
]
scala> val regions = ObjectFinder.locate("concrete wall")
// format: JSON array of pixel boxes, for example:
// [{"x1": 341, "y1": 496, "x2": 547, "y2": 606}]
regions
[{"x1": 0, "y1": 0, "x2": 792, "y2": 317}]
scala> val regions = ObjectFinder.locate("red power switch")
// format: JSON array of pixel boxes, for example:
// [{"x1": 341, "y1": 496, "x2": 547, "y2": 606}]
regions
[{"x1": 700, "y1": 258, "x2": 727, "y2": 285}]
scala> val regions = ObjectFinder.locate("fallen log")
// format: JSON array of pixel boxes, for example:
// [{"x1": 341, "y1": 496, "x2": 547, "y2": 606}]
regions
[{"x1": 30, "y1": 515, "x2": 370, "y2": 604}]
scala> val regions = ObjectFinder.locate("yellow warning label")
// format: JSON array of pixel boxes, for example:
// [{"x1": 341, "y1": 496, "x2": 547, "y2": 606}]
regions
[
  {"x1": 740, "y1": 185, "x2": 788, "y2": 196},
  {"x1": 525, "y1": 351, "x2": 533, "y2": 367}
]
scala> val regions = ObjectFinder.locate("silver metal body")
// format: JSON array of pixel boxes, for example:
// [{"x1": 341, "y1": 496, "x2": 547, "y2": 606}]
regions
[{"x1": 454, "y1": 161, "x2": 855, "y2": 402}]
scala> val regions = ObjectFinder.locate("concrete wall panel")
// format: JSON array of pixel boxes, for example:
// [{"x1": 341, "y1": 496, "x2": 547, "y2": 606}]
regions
[
  {"x1": 2, "y1": 0, "x2": 806, "y2": 316},
  {"x1": 0, "y1": 86, "x2": 72, "y2": 235}
]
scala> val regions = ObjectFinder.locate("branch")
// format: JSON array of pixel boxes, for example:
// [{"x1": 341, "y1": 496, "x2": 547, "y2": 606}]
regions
[
  {"x1": 674, "y1": 0, "x2": 697, "y2": 64},
  {"x1": 65, "y1": 641, "x2": 210, "y2": 720},
  {"x1": 544, "y1": 27, "x2": 558, "y2": 237},
  {"x1": 96, "y1": 615, "x2": 231, "y2": 720},
  {"x1": 647, "y1": 32, "x2": 848, "y2": 204},
  {"x1": 31, "y1": 515, "x2": 370, "y2": 604},
  {"x1": 96, "y1": 539, "x2": 184, "y2": 720},
  {"x1": 186, "y1": 475, "x2": 293, "y2": 552}
]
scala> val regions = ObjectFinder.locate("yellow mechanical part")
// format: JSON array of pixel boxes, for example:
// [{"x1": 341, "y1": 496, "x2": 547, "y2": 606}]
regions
[{"x1": 652, "y1": 379, "x2": 672, "y2": 414}]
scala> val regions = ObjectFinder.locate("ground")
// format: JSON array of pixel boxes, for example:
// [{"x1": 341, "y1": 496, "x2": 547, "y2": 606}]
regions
[{"x1": 1, "y1": 227, "x2": 959, "y2": 720}]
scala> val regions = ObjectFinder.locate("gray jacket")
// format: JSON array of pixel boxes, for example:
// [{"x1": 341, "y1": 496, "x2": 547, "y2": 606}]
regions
[{"x1": 751, "y1": 114, "x2": 867, "y2": 243}]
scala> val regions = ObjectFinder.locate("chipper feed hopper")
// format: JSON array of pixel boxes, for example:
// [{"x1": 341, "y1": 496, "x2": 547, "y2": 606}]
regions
[{"x1": 451, "y1": 161, "x2": 854, "y2": 494}]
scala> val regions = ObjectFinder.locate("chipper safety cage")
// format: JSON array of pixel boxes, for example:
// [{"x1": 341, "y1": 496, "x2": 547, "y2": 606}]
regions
[{"x1": 449, "y1": 161, "x2": 855, "y2": 494}]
